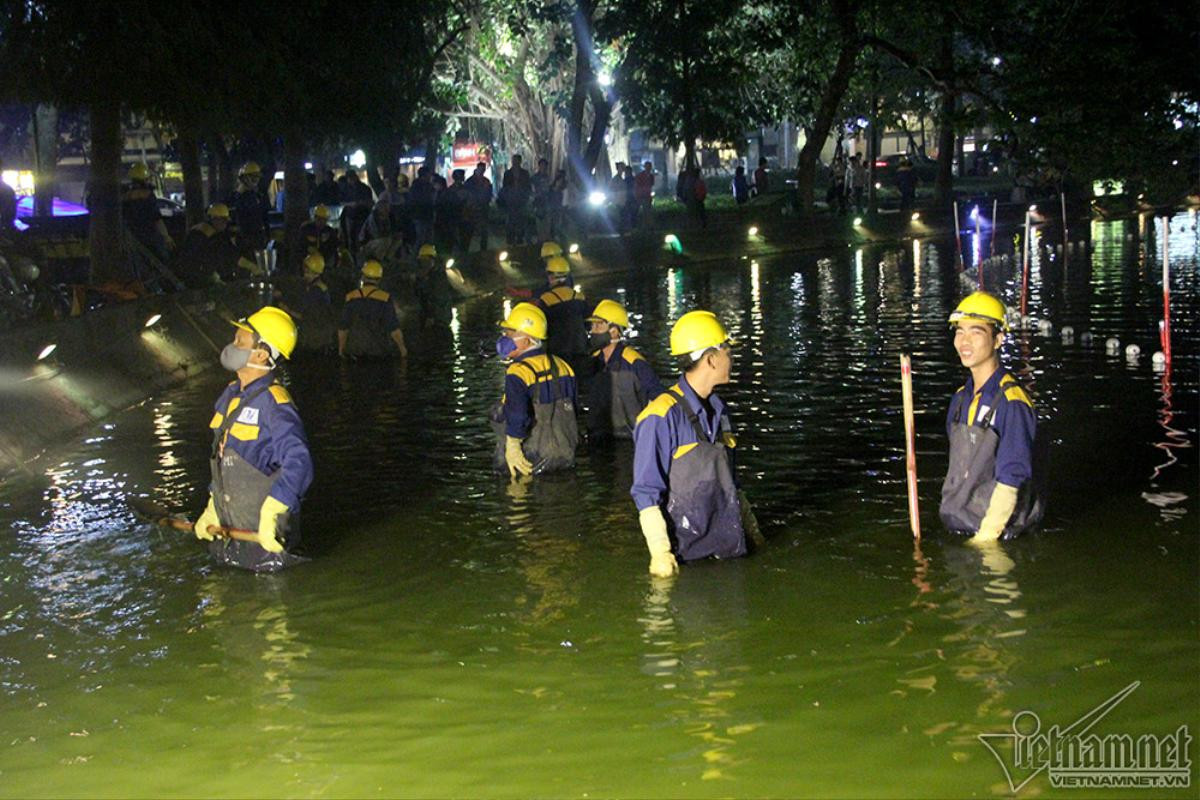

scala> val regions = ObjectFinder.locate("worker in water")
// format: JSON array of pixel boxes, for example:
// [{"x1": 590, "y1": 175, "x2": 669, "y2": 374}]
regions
[
  {"x1": 532, "y1": 255, "x2": 589, "y2": 371},
  {"x1": 194, "y1": 306, "x2": 313, "y2": 572},
  {"x1": 280, "y1": 252, "x2": 334, "y2": 352},
  {"x1": 338, "y1": 259, "x2": 408, "y2": 359},
  {"x1": 121, "y1": 163, "x2": 174, "y2": 278},
  {"x1": 940, "y1": 292, "x2": 1043, "y2": 543},
  {"x1": 490, "y1": 302, "x2": 578, "y2": 477},
  {"x1": 175, "y1": 203, "x2": 251, "y2": 287},
  {"x1": 586, "y1": 299, "x2": 664, "y2": 440},
  {"x1": 230, "y1": 161, "x2": 271, "y2": 257},
  {"x1": 630, "y1": 310, "x2": 759, "y2": 577},
  {"x1": 414, "y1": 243, "x2": 453, "y2": 328},
  {"x1": 301, "y1": 204, "x2": 339, "y2": 268}
]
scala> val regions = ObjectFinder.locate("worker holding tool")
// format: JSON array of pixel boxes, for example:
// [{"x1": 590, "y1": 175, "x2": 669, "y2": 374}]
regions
[
  {"x1": 194, "y1": 306, "x2": 313, "y2": 571},
  {"x1": 630, "y1": 310, "x2": 760, "y2": 577},
  {"x1": 940, "y1": 292, "x2": 1043, "y2": 543},
  {"x1": 490, "y1": 302, "x2": 578, "y2": 477}
]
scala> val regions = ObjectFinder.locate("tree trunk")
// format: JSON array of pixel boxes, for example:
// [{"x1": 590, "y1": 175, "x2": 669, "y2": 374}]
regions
[
  {"x1": 934, "y1": 90, "x2": 956, "y2": 206},
  {"x1": 88, "y1": 102, "x2": 125, "y2": 284},
  {"x1": 567, "y1": 1, "x2": 595, "y2": 188},
  {"x1": 282, "y1": 132, "x2": 310, "y2": 274},
  {"x1": 794, "y1": 36, "x2": 859, "y2": 219},
  {"x1": 176, "y1": 122, "x2": 205, "y2": 227},
  {"x1": 32, "y1": 103, "x2": 58, "y2": 217},
  {"x1": 867, "y1": 94, "x2": 879, "y2": 215},
  {"x1": 582, "y1": 90, "x2": 612, "y2": 175},
  {"x1": 205, "y1": 139, "x2": 218, "y2": 207}
]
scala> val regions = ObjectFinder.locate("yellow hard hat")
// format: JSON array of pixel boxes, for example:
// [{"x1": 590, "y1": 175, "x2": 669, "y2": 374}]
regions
[
  {"x1": 499, "y1": 302, "x2": 547, "y2": 341},
  {"x1": 540, "y1": 241, "x2": 563, "y2": 259},
  {"x1": 670, "y1": 310, "x2": 734, "y2": 356},
  {"x1": 949, "y1": 291, "x2": 1007, "y2": 330},
  {"x1": 303, "y1": 252, "x2": 325, "y2": 275},
  {"x1": 239, "y1": 161, "x2": 262, "y2": 177},
  {"x1": 587, "y1": 299, "x2": 630, "y2": 329},
  {"x1": 231, "y1": 306, "x2": 297, "y2": 360},
  {"x1": 418, "y1": 244, "x2": 437, "y2": 258},
  {"x1": 127, "y1": 163, "x2": 150, "y2": 182},
  {"x1": 207, "y1": 202, "x2": 230, "y2": 220},
  {"x1": 545, "y1": 255, "x2": 570, "y2": 274},
  {"x1": 361, "y1": 260, "x2": 383, "y2": 280},
  {"x1": 313, "y1": 204, "x2": 330, "y2": 220}
]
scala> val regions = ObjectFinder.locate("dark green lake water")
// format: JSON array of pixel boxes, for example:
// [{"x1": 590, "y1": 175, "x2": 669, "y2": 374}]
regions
[{"x1": 1, "y1": 214, "x2": 1196, "y2": 798}]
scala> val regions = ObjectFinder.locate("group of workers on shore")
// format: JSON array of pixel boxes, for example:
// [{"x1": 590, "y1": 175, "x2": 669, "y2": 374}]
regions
[{"x1": 193, "y1": 225, "x2": 1043, "y2": 573}]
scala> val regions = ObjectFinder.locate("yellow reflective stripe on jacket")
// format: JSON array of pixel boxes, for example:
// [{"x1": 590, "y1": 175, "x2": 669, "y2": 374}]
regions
[
  {"x1": 636, "y1": 384, "x2": 682, "y2": 424},
  {"x1": 621, "y1": 347, "x2": 645, "y2": 365},
  {"x1": 673, "y1": 442, "x2": 698, "y2": 459},
  {"x1": 228, "y1": 423, "x2": 259, "y2": 441},
  {"x1": 506, "y1": 353, "x2": 575, "y2": 385}
]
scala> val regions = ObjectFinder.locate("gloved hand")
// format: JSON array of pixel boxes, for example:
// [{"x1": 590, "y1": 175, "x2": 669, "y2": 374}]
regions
[
  {"x1": 256, "y1": 496, "x2": 289, "y2": 553},
  {"x1": 505, "y1": 436, "x2": 533, "y2": 478},
  {"x1": 974, "y1": 483, "x2": 1019, "y2": 543},
  {"x1": 194, "y1": 496, "x2": 220, "y2": 541},
  {"x1": 737, "y1": 489, "x2": 765, "y2": 549},
  {"x1": 639, "y1": 506, "x2": 678, "y2": 577}
]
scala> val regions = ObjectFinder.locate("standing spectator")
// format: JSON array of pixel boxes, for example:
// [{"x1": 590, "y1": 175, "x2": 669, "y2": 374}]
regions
[
  {"x1": 731, "y1": 165, "x2": 750, "y2": 205},
  {"x1": 339, "y1": 169, "x2": 375, "y2": 260},
  {"x1": 848, "y1": 154, "x2": 868, "y2": 213},
  {"x1": 311, "y1": 170, "x2": 341, "y2": 207},
  {"x1": 827, "y1": 153, "x2": 847, "y2": 214},
  {"x1": 753, "y1": 157, "x2": 769, "y2": 198},
  {"x1": 464, "y1": 161, "x2": 493, "y2": 251},
  {"x1": 689, "y1": 167, "x2": 708, "y2": 229},
  {"x1": 500, "y1": 154, "x2": 532, "y2": 245},
  {"x1": 358, "y1": 199, "x2": 395, "y2": 252},
  {"x1": 408, "y1": 166, "x2": 437, "y2": 247},
  {"x1": 896, "y1": 158, "x2": 918, "y2": 214},
  {"x1": 633, "y1": 161, "x2": 655, "y2": 229},
  {"x1": 531, "y1": 157, "x2": 552, "y2": 241},
  {"x1": 623, "y1": 163, "x2": 636, "y2": 230},
  {"x1": 609, "y1": 162, "x2": 628, "y2": 232},
  {"x1": 437, "y1": 169, "x2": 469, "y2": 254},
  {"x1": 547, "y1": 169, "x2": 568, "y2": 240}
]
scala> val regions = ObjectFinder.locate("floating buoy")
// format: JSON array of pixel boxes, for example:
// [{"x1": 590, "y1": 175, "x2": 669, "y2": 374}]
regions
[
  {"x1": 1152, "y1": 351, "x2": 1166, "y2": 366},
  {"x1": 1080, "y1": 331, "x2": 1094, "y2": 346},
  {"x1": 1105, "y1": 337, "x2": 1121, "y2": 352},
  {"x1": 1038, "y1": 319, "x2": 1053, "y2": 335},
  {"x1": 1125, "y1": 343, "x2": 1141, "y2": 358}
]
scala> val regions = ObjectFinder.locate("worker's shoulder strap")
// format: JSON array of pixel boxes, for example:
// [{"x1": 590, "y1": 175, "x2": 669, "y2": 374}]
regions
[
  {"x1": 212, "y1": 381, "x2": 276, "y2": 457},
  {"x1": 509, "y1": 354, "x2": 566, "y2": 400}
]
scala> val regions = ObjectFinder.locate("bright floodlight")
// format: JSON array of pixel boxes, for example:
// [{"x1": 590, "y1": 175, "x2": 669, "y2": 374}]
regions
[
  {"x1": 498, "y1": 251, "x2": 510, "y2": 263},
  {"x1": 588, "y1": 191, "x2": 607, "y2": 207},
  {"x1": 748, "y1": 226, "x2": 759, "y2": 237},
  {"x1": 445, "y1": 258, "x2": 455, "y2": 269},
  {"x1": 37, "y1": 343, "x2": 57, "y2": 361},
  {"x1": 144, "y1": 313, "x2": 162, "y2": 328},
  {"x1": 568, "y1": 243, "x2": 580, "y2": 254},
  {"x1": 853, "y1": 216, "x2": 863, "y2": 226},
  {"x1": 911, "y1": 212, "x2": 921, "y2": 222},
  {"x1": 349, "y1": 149, "x2": 367, "y2": 169},
  {"x1": 597, "y1": 72, "x2": 613, "y2": 88}
]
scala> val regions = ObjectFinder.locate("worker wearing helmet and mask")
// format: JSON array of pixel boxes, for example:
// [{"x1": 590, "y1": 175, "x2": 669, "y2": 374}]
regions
[
  {"x1": 630, "y1": 310, "x2": 760, "y2": 577},
  {"x1": 940, "y1": 291, "x2": 1043, "y2": 543},
  {"x1": 175, "y1": 203, "x2": 253, "y2": 287},
  {"x1": 586, "y1": 299, "x2": 664, "y2": 440},
  {"x1": 490, "y1": 302, "x2": 578, "y2": 477},
  {"x1": 194, "y1": 307, "x2": 313, "y2": 572}
]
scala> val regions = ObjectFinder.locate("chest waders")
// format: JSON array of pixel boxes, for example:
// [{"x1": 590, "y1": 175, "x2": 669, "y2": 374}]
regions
[
  {"x1": 345, "y1": 289, "x2": 394, "y2": 359},
  {"x1": 545, "y1": 296, "x2": 589, "y2": 359},
  {"x1": 490, "y1": 357, "x2": 579, "y2": 474},
  {"x1": 665, "y1": 389, "x2": 747, "y2": 562},
  {"x1": 588, "y1": 362, "x2": 646, "y2": 440},
  {"x1": 210, "y1": 382, "x2": 305, "y2": 572},
  {"x1": 939, "y1": 400, "x2": 1044, "y2": 540}
]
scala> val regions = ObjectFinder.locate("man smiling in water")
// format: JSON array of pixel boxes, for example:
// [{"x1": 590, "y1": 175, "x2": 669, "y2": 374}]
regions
[{"x1": 940, "y1": 292, "x2": 1043, "y2": 543}]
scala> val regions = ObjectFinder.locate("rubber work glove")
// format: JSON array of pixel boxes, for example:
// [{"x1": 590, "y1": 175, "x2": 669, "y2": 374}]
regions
[
  {"x1": 737, "y1": 490, "x2": 765, "y2": 549},
  {"x1": 639, "y1": 506, "x2": 679, "y2": 578},
  {"x1": 256, "y1": 496, "x2": 289, "y2": 553},
  {"x1": 505, "y1": 436, "x2": 534, "y2": 478},
  {"x1": 974, "y1": 482, "x2": 1019, "y2": 543},
  {"x1": 194, "y1": 496, "x2": 220, "y2": 541}
]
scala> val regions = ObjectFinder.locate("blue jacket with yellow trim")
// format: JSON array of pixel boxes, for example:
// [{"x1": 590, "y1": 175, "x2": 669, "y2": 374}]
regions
[
  {"x1": 209, "y1": 374, "x2": 314, "y2": 509},
  {"x1": 630, "y1": 375, "x2": 736, "y2": 512},
  {"x1": 501, "y1": 348, "x2": 577, "y2": 438},
  {"x1": 595, "y1": 342, "x2": 664, "y2": 399},
  {"x1": 946, "y1": 367, "x2": 1036, "y2": 488},
  {"x1": 339, "y1": 285, "x2": 400, "y2": 332}
]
